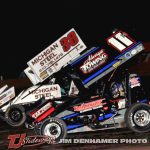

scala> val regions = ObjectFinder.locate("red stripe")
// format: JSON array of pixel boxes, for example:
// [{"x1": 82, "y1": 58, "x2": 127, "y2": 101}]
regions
[
  {"x1": 35, "y1": 107, "x2": 55, "y2": 123},
  {"x1": 110, "y1": 99, "x2": 122, "y2": 103},
  {"x1": 30, "y1": 109, "x2": 38, "y2": 116}
]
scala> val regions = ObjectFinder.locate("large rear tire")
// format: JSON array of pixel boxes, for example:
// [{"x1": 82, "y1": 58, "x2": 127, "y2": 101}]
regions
[{"x1": 125, "y1": 103, "x2": 150, "y2": 133}]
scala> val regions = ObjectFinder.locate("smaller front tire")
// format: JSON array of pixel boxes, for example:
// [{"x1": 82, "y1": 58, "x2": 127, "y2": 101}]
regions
[
  {"x1": 40, "y1": 117, "x2": 67, "y2": 143},
  {"x1": 125, "y1": 103, "x2": 150, "y2": 133}
]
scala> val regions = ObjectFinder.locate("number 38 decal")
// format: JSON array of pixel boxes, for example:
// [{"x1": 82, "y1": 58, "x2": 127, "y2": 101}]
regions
[{"x1": 60, "y1": 31, "x2": 79, "y2": 52}]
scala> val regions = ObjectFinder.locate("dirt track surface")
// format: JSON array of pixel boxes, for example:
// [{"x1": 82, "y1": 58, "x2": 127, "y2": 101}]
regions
[{"x1": 0, "y1": 121, "x2": 150, "y2": 150}]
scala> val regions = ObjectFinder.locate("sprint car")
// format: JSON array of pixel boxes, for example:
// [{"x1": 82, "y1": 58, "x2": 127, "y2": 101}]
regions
[
  {"x1": 0, "y1": 29, "x2": 149, "y2": 143},
  {"x1": 0, "y1": 28, "x2": 83, "y2": 126},
  {"x1": 31, "y1": 30, "x2": 150, "y2": 143},
  {"x1": 0, "y1": 80, "x2": 79, "y2": 127}
]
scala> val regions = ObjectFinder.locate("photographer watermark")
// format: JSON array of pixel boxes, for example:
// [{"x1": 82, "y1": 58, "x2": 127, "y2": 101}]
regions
[
  {"x1": 60, "y1": 138, "x2": 148, "y2": 144},
  {"x1": 7, "y1": 133, "x2": 148, "y2": 149}
]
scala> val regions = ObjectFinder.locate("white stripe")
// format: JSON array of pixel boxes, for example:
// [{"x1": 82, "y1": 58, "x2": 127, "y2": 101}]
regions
[
  {"x1": 115, "y1": 33, "x2": 133, "y2": 46},
  {"x1": 108, "y1": 37, "x2": 126, "y2": 51}
]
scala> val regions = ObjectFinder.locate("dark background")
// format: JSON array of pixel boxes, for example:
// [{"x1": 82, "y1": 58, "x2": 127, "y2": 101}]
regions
[{"x1": 0, "y1": 1, "x2": 150, "y2": 79}]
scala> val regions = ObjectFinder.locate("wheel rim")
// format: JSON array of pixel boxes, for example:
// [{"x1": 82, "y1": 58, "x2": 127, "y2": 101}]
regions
[
  {"x1": 10, "y1": 110, "x2": 22, "y2": 122},
  {"x1": 133, "y1": 110, "x2": 150, "y2": 127},
  {"x1": 43, "y1": 123, "x2": 61, "y2": 139}
]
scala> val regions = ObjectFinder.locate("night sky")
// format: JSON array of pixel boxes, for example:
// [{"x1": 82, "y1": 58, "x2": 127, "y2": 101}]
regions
[{"x1": 1, "y1": 1, "x2": 150, "y2": 79}]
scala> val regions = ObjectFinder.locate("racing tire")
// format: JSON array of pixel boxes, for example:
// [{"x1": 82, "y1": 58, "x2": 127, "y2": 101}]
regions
[
  {"x1": 5, "y1": 105, "x2": 26, "y2": 127},
  {"x1": 40, "y1": 117, "x2": 67, "y2": 143},
  {"x1": 125, "y1": 103, "x2": 150, "y2": 133}
]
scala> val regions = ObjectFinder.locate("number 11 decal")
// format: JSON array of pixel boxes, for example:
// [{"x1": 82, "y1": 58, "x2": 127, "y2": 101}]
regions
[{"x1": 106, "y1": 31, "x2": 136, "y2": 52}]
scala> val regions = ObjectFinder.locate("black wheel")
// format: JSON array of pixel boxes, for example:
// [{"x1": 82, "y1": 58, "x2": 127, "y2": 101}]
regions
[
  {"x1": 40, "y1": 117, "x2": 67, "y2": 143},
  {"x1": 125, "y1": 103, "x2": 150, "y2": 133},
  {"x1": 5, "y1": 105, "x2": 26, "y2": 127}
]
